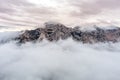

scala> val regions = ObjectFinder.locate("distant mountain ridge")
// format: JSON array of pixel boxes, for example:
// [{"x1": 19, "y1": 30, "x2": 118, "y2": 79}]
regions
[{"x1": 15, "y1": 22, "x2": 120, "y2": 43}]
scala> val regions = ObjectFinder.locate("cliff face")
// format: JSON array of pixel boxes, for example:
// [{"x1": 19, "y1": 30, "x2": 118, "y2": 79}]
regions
[{"x1": 16, "y1": 22, "x2": 120, "y2": 43}]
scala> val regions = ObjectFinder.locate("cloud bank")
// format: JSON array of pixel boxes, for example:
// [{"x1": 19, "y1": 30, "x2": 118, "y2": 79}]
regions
[
  {"x1": 0, "y1": 0, "x2": 120, "y2": 31},
  {"x1": 0, "y1": 32, "x2": 120, "y2": 80}
]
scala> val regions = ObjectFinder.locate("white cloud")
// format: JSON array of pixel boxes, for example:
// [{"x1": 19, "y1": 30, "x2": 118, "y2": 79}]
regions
[
  {"x1": 0, "y1": 32, "x2": 120, "y2": 80},
  {"x1": 0, "y1": 0, "x2": 120, "y2": 31}
]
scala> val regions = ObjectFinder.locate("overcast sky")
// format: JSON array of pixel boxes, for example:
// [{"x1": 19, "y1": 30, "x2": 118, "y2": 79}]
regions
[{"x1": 0, "y1": 0, "x2": 120, "y2": 31}]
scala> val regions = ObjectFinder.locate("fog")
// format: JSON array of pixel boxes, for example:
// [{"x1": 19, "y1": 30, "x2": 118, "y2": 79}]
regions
[{"x1": 0, "y1": 32, "x2": 120, "y2": 80}]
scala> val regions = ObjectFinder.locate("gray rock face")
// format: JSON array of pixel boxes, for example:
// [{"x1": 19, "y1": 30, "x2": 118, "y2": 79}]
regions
[
  {"x1": 16, "y1": 22, "x2": 120, "y2": 43},
  {"x1": 16, "y1": 22, "x2": 73, "y2": 43},
  {"x1": 16, "y1": 29, "x2": 41, "y2": 43},
  {"x1": 44, "y1": 22, "x2": 72, "y2": 41}
]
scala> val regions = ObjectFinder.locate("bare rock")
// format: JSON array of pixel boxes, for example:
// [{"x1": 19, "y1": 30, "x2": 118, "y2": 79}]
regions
[
  {"x1": 44, "y1": 22, "x2": 72, "y2": 41},
  {"x1": 16, "y1": 22, "x2": 120, "y2": 43}
]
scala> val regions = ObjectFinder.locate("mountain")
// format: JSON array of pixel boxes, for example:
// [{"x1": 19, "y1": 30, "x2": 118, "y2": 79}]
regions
[{"x1": 15, "y1": 22, "x2": 120, "y2": 43}]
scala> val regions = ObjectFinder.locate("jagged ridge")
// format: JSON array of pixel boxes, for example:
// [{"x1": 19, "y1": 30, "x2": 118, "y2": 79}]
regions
[{"x1": 16, "y1": 22, "x2": 120, "y2": 43}]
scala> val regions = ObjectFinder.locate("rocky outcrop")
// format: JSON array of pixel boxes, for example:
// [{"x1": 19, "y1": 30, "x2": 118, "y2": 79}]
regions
[
  {"x1": 16, "y1": 22, "x2": 120, "y2": 43},
  {"x1": 44, "y1": 22, "x2": 72, "y2": 41},
  {"x1": 16, "y1": 22, "x2": 73, "y2": 43}
]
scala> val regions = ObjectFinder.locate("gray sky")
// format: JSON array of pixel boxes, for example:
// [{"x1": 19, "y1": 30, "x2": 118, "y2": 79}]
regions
[{"x1": 0, "y1": 0, "x2": 120, "y2": 31}]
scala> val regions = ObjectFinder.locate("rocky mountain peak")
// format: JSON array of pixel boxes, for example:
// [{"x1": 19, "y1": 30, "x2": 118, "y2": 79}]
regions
[{"x1": 15, "y1": 22, "x2": 120, "y2": 43}]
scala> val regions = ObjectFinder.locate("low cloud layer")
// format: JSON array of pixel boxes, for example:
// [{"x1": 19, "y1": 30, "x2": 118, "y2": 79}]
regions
[
  {"x1": 0, "y1": 32, "x2": 120, "y2": 80},
  {"x1": 0, "y1": 0, "x2": 120, "y2": 31}
]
